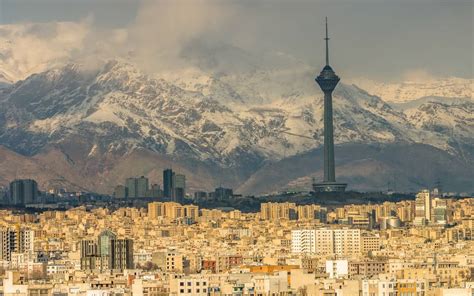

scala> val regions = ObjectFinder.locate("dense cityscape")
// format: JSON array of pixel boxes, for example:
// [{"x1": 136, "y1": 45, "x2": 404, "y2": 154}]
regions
[{"x1": 0, "y1": 183, "x2": 473, "y2": 295}]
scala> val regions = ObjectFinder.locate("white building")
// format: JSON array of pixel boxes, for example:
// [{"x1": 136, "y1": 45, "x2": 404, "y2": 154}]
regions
[
  {"x1": 292, "y1": 228, "x2": 361, "y2": 255},
  {"x1": 291, "y1": 229, "x2": 316, "y2": 254},
  {"x1": 326, "y1": 260, "x2": 349, "y2": 279}
]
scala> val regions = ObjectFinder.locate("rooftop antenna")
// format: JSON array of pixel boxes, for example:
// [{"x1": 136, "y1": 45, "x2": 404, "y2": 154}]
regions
[{"x1": 325, "y1": 17, "x2": 330, "y2": 66}]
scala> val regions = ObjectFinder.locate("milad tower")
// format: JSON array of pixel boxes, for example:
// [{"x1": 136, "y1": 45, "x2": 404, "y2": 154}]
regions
[{"x1": 312, "y1": 18, "x2": 347, "y2": 192}]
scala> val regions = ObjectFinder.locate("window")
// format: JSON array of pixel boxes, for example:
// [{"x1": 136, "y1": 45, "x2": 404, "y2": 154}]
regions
[
  {"x1": 180, "y1": 289, "x2": 184, "y2": 293},
  {"x1": 180, "y1": 282, "x2": 184, "y2": 286}
]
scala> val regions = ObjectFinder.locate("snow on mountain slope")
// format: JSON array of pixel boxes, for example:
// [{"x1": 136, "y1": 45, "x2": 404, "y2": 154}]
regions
[
  {"x1": 1, "y1": 58, "x2": 472, "y2": 170},
  {"x1": 349, "y1": 77, "x2": 473, "y2": 103}
]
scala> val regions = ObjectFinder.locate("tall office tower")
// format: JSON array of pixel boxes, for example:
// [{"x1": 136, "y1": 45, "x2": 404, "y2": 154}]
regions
[
  {"x1": 416, "y1": 189, "x2": 432, "y2": 221},
  {"x1": 98, "y1": 230, "x2": 117, "y2": 271},
  {"x1": 98, "y1": 230, "x2": 117, "y2": 257},
  {"x1": 414, "y1": 190, "x2": 431, "y2": 226},
  {"x1": 313, "y1": 18, "x2": 347, "y2": 192},
  {"x1": 110, "y1": 239, "x2": 134, "y2": 271},
  {"x1": 174, "y1": 174, "x2": 186, "y2": 202},
  {"x1": 136, "y1": 176, "x2": 149, "y2": 198},
  {"x1": 432, "y1": 198, "x2": 448, "y2": 225},
  {"x1": 126, "y1": 178, "x2": 138, "y2": 199},
  {"x1": 9, "y1": 179, "x2": 38, "y2": 205},
  {"x1": 213, "y1": 187, "x2": 233, "y2": 201},
  {"x1": 126, "y1": 176, "x2": 149, "y2": 198},
  {"x1": 163, "y1": 169, "x2": 175, "y2": 199}
]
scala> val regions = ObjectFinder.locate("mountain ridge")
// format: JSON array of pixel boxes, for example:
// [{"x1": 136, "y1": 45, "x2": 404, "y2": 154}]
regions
[{"x1": 0, "y1": 59, "x2": 472, "y2": 194}]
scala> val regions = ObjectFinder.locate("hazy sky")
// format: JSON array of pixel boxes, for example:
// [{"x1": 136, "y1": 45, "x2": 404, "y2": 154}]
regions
[{"x1": 0, "y1": 0, "x2": 472, "y2": 81}]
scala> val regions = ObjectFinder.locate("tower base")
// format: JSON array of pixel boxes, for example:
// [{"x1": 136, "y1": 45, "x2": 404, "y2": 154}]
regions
[{"x1": 313, "y1": 182, "x2": 347, "y2": 193}]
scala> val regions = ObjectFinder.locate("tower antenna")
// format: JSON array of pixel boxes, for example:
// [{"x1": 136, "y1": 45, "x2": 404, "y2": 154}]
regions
[{"x1": 325, "y1": 17, "x2": 330, "y2": 66}]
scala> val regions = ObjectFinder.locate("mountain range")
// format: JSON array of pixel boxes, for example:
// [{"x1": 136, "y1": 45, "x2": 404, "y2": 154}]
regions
[{"x1": 0, "y1": 29, "x2": 473, "y2": 195}]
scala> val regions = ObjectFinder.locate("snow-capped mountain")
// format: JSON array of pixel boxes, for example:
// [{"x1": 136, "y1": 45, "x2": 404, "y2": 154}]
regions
[
  {"x1": 0, "y1": 59, "x2": 473, "y2": 194},
  {"x1": 0, "y1": 21, "x2": 472, "y2": 194}
]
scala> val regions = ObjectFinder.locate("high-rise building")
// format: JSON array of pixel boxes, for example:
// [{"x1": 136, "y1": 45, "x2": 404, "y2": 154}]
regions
[
  {"x1": 163, "y1": 169, "x2": 174, "y2": 199},
  {"x1": 312, "y1": 18, "x2": 347, "y2": 192},
  {"x1": 414, "y1": 189, "x2": 431, "y2": 225},
  {"x1": 114, "y1": 185, "x2": 128, "y2": 199},
  {"x1": 80, "y1": 240, "x2": 98, "y2": 271},
  {"x1": 291, "y1": 229, "x2": 317, "y2": 254},
  {"x1": 80, "y1": 231, "x2": 133, "y2": 272},
  {"x1": 432, "y1": 197, "x2": 448, "y2": 225},
  {"x1": 0, "y1": 228, "x2": 35, "y2": 261},
  {"x1": 212, "y1": 187, "x2": 233, "y2": 201},
  {"x1": 9, "y1": 179, "x2": 38, "y2": 205},
  {"x1": 126, "y1": 176, "x2": 149, "y2": 198},
  {"x1": 146, "y1": 184, "x2": 162, "y2": 198},
  {"x1": 98, "y1": 229, "x2": 117, "y2": 257},
  {"x1": 174, "y1": 174, "x2": 186, "y2": 202},
  {"x1": 136, "y1": 176, "x2": 149, "y2": 198},
  {"x1": 110, "y1": 238, "x2": 134, "y2": 271},
  {"x1": 126, "y1": 178, "x2": 138, "y2": 199}
]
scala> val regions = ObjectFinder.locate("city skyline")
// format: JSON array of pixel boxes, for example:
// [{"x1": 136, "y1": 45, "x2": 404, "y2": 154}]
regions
[{"x1": 0, "y1": 1, "x2": 473, "y2": 294}]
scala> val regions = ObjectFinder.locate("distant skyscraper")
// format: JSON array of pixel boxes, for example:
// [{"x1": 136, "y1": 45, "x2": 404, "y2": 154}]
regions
[
  {"x1": 213, "y1": 187, "x2": 233, "y2": 200},
  {"x1": 9, "y1": 179, "x2": 38, "y2": 205},
  {"x1": 126, "y1": 176, "x2": 149, "y2": 198},
  {"x1": 136, "y1": 176, "x2": 149, "y2": 198},
  {"x1": 174, "y1": 174, "x2": 186, "y2": 202},
  {"x1": 126, "y1": 178, "x2": 138, "y2": 198},
  {"x1": 163, "y1": 169, "x2": 174, "y2": 199},
  {"x1": 313, "y1": 18, "x2": 347, "y2": 193}
]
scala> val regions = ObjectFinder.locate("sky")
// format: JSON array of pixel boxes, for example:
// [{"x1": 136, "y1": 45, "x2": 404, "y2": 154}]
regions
[{"x1": 0, "y1": 0, "x2": 472, "y2": 82}]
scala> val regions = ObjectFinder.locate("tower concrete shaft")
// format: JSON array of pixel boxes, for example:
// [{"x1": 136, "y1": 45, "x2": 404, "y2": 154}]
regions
[{"x1": 323, "y1": 90, "x2": 335, "y2": 182}]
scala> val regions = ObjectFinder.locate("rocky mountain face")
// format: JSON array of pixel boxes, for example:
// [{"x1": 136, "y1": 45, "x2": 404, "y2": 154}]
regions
[{"x1": 0, "y1": 47, "x2": 472, "y2": 194}]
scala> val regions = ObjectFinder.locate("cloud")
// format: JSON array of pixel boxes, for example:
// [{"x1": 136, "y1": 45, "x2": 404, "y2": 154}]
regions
[
  {"x1": 126, "y1": 0, "x2": 234, "y2": 73},
  {"x1": 0, "y1": 20, "x2": 93, "y2": 80}
]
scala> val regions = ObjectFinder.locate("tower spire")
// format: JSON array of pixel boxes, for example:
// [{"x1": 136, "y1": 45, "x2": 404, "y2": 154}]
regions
[{"x1": 325, "y1": 17, "x2": 329, "y2": 66}]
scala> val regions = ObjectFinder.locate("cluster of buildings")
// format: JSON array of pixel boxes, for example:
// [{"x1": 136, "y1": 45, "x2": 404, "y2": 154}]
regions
[
  {"x1": 113, "y1": 169, "x2": 187, "y2": 202},
  {"x1": 0, "y1": 190, "x2": 471, "y2": 295},
  {"x1": 0, "y1": 179, "x2": 39, "y2": 206},
  {"x1": 112, "y1": 169, "x2": 236, "y2": 204}
]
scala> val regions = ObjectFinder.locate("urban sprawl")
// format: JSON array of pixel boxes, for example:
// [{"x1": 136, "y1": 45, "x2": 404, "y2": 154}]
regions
[{"x1": 0, "y1": 179, "x2": 473, "y2": 296}]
